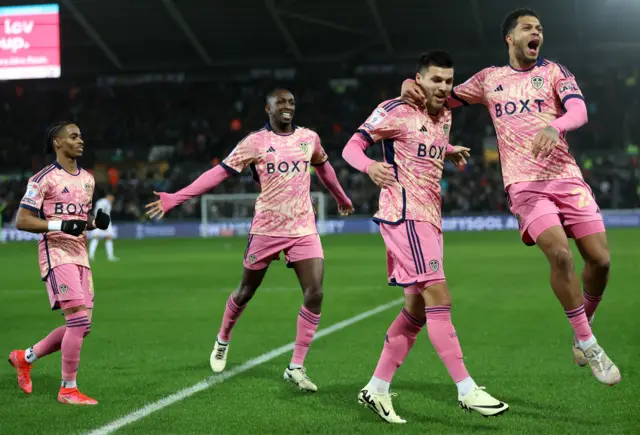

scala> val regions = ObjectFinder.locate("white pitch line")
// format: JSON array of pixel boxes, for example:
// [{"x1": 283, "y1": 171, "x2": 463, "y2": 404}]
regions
[{"x1": 85, "y1": 297, "x2": 404, "y2": 435}]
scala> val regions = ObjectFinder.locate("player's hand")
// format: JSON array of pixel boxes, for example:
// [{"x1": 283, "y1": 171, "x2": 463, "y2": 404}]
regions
[
  {"x1": 338, "y1": 199, "x2": 354, "y2": 217},
  {"x1": 446, "y1": 146, "x2": 471, "y2": 168},
  {"x1": 400, "y1": 80, "x2": 427, "y2": 110},
  {"x1": 94, "y1": 209, "x2": 110, "y2": 230},
  {"x1": 145, "y1": 191, "x2": 167, "y2": 220},
  {"x1": 532, "y1": 126, "x2": 559, "y2": 159},
  {"x1": 367, "y1": 162, "x2": 396, "y2": 189},
  {"x1": 61, "y1": 220, "x2": 87, "y2": 236}
]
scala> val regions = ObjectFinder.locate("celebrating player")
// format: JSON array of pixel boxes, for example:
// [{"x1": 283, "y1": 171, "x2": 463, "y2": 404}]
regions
[
  {"x1": 343, "y1": 51, "x2": 507, "y2": 423},
  {"x1": 8, "y1": 121, "x2": 111, "y2": 405},
  {"x1": 145, "y1": 89, "x2": 353, "y2": 392},
  {"x1": 401, "y1": 8, "x2": 619, "y2": 386},
  {"x1": 89, "y1": 192, "x2": 118, "y2": 262}
]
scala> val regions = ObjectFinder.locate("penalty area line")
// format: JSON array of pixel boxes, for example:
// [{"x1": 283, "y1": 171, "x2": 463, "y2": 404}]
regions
[{"x1": 85, "y1": 297, "x2": 404, "y2": 435}]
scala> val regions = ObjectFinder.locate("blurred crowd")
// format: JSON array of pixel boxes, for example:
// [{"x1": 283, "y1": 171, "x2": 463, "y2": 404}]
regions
[{"x1": 1, "y1": 68, "x2": 639, "y2": 223}]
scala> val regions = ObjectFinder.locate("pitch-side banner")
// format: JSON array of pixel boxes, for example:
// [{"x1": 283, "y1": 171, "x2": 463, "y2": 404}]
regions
[{"x1": 2, "y1": 211, "x2": 640, "y2": 242}]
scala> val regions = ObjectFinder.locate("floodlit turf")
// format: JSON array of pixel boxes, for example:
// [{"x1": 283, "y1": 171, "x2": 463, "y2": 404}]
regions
[{"x1": 1, "y1": 229, "x2": 638, "y2": 434}]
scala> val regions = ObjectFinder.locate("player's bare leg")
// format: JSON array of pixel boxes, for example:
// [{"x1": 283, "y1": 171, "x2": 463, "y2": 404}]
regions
[
  {"x1": 283, "y1": 258, "x2": 323, "y2": 392},
  {"x1": 576, "y1": 232, "x2": 610, "y2": 317},
  {"x1": 536, "y1": 225, "x2": 584, "y2": 309},
  {"x1": 57, "y1": 304, "x2": 97, "y2": 405},
  {"x1": 423, "y1": 282, "x2": 508, "y2": 417},
  {"x1": 359, "y1": 293, "x2": 424, "y2": 423},
  {"x1": 572, "y1": 231, "x2": 610, "y2": 366},
  {"x1": 536, "y1": 226, "x2": 620, "y2": 384},
  {"x1": 210, "y1": 267, "x2": 268, "y2": 373}
]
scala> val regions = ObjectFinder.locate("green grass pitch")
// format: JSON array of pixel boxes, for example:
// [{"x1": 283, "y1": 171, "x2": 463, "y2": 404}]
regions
[{"x1": 1, "y1": 229, "x2": 638, "y2": 434}]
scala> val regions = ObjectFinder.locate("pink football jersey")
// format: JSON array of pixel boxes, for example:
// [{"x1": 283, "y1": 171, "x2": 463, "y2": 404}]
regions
[
  {"x1": 451, "y1": 58, "x2": 584, "y2": 187},
  {"x1": 357, "y1": 99, "x2": 452, "y2": 229},
  {"x1": 221, "y1": 123, "x2": 328, "y2": 237},
  {"x1": 20, "y1": 162, "x2": 94, "y2": 279}
]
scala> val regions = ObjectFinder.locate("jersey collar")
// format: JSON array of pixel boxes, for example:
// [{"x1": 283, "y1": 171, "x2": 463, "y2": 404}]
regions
[
  {"x1": 508, "y1": 56, "x2": 545, "y2": 72},
  {"x1": 53, "y1": 161, "x2": 81, "y2": 176},
  {"x1": 265, "y1": 121, "x2": 296, "y2": 136}
]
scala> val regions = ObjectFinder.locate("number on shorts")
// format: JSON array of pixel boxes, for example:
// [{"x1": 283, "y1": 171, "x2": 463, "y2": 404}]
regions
[{"x1": 571, "y1": 187, "x2": 592, "y2": 208}]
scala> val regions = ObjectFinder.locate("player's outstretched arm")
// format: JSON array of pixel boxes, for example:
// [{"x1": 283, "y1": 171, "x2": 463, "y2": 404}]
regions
[
  {"x1": 145, "y1": 164, "x2": 233, "y2": 220},
  {"x1": 313, "y1": 161, "x2": 354, "y2": 216},
  {"x1": 15, "y1": 208, "x2": 86, "y2": 236}
]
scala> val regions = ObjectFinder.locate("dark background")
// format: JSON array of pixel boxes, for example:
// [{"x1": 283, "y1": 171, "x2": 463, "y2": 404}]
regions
[{"x1": 1, "y1": 0, "x2": 639, "y2": 222}]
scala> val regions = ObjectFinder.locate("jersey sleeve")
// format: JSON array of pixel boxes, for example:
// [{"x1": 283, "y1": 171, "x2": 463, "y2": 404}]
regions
[
  {"x1": 310, "y1": 132, "x2": 329, "y2": 166},
  {"x1": 451, "y1": 69, "x2": 488, "y2": 106},
  {"x1": 552, "y1": 63, "x2": 585, "y2": 110},
  {"x1": 356, "y1": 103, "x2": 403, "y2": 145},
  {"x1": 221, "y1": 134, "x2": 257, "y2": 175},
  {"x1": 19, "y1": 178, "x2": 49, "y2": 214}
]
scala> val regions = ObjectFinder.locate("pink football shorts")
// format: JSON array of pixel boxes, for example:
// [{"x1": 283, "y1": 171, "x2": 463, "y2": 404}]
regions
[
  {"x1": 45, "y1": 264, "x2": 94, "y2": 311},
  {"x1": 243, "y1": 233, "x2": 324, "y2": 270},
  {"x1": 380, "y1": 220, "x2": 446, "y2": 294},
  {"x1": 507, "y1": 177, "x2": 605, "y2": 246}
]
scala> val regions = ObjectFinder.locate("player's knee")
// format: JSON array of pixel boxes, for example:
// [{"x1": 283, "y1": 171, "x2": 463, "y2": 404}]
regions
[
  {"x1": 404, "y1": 294, "x2": 426, "y2": 323},
  {"x1": 548, "y1": 247, "x2": 574, "y2": 274},
  {"x1": 588, "y1": 252, "x2": 610, "y2": 274},
  {"x1": 302, "y1": 284, "x2": 323, "y2": 307},
  {"x1": 421, "y1": 282, "x2": 451, "y2": 307},
  {"x1": 233, "y1": 284, "x2": 257, "y2": 305}
]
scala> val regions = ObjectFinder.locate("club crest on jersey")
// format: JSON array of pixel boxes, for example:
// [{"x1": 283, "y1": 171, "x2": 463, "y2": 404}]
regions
[
  {"x1": 83, "y1": 182, "x2": 92, "y2": 194},
  {"x1": 299, "y1": 142, "x2": 309, "y2": 155},
  {"x1": 531, "y1": 76, "x2": 544, "y2": 90},
  {"x1": 249, "y1": 254, "x2": 256, "y2": 265},
  {"x1": 443, "y1": 124, "x2": 450, "y2": 135},
  {"x1": 59, "y1": 284, "x2": 68, "y2": 295}
]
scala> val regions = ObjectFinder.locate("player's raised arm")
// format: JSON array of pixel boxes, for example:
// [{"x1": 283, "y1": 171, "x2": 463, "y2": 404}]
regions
[
  {"x1": 401, "y1": 68, "x2": 490, "y2": 110},
  {"x1": 400, "y1": 79, "x2": 427, "y2": 109},
  {"x1": 309, "y1": 134, "x2": 353, "y2": 216},
  {"x1": 145, "y1": 136, "x2": 256, "y2": 220},
  {"x1": 16, "y1": 181, "x2": 86, "y2": 236},
  {"x1": 448, "y1": 69, "x2": 488, "y2": 108}
]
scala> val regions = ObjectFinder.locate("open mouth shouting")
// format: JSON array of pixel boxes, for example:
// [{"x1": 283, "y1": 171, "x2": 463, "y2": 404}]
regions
[{"x1": 526, "y1": 38, "x2": 540, "y2": 57}]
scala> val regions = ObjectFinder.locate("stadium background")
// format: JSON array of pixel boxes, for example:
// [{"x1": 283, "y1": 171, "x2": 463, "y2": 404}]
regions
[{"x1": 1, "y1": 1, "x2": 639, "y2": 434}]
